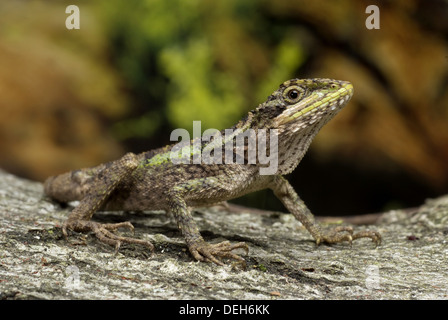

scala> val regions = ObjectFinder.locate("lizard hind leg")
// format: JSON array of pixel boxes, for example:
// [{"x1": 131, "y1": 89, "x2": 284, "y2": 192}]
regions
[{"x1": 62, "y1": 153, "x2": 154, "y2": 252}]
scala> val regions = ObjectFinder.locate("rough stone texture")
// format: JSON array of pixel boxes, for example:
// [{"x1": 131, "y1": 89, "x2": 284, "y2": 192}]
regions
[{"x1": 0, "y1": 169, "x2": 447, "y2": 300}]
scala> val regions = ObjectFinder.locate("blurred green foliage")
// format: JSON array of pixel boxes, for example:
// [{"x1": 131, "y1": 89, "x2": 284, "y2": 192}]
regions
[{"x1": 95, "y1": 0, "x2": 305, "y2": 138}]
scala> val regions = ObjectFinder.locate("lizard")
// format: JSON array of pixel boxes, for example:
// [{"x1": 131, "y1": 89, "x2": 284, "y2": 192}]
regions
[{"x1": 44, "y1": 78, "x2": 381, "y2": 266}]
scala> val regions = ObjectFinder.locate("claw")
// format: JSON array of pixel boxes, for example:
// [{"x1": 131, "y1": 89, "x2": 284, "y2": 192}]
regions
[
  {"x1": 353, "y1": 230, "x2": 382, "y2": 246},
  {"x1": 62, "y1": 220, "x2": 154, "y2": 252},
  {"x1": 189, "y1": 240, "x2": 248, "y2": 266},
  {"x1": 114, "y1": 241, "x2": 121, "y2": 254},
  {"x1": 317, "y1": 226, "x2": 380, "y2": 247}
]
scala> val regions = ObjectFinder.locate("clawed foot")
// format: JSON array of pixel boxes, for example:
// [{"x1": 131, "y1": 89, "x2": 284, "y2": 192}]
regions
[
  {"x1": 315, "y1": 226, "x2": 381, "y2": 247},
  {"x1": 62, "y1": 220, "x2": 154, "y2": 252},
  {"x1": 188, "y1": 240, "x2": 249, "y2": 267}
]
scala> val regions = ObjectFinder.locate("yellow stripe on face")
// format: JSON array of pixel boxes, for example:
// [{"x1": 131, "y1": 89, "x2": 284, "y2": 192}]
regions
[{"x1": 282, "y1": 84, "x2": 353, "y2": 124}]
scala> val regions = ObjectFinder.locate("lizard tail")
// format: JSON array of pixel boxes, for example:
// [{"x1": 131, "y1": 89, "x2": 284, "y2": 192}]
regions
[{"x1": 44, "y1": 171, "x2": 84, "y2": 203}]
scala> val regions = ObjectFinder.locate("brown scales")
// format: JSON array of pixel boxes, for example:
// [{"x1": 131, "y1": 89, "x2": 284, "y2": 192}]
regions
[{"x1": 44, "y1": 78, "x2": 380, "y2": 266}]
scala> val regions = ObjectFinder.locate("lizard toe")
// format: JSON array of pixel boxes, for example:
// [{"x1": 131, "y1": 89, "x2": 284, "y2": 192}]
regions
[
  {"x1": 189, "y1": 240, "x2": 248, "y2": 267},
  {"x1": 62, "y1": 220, "x2": 154, "y2": 251},
  {"x1": 317, "y1": 226, "x2": 381, "y2": 247}
]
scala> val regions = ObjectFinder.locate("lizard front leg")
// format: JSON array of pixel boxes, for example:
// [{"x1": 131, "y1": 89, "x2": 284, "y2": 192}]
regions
[
  {"x1": 269, "y1": 175, "x2": 381, "y2": 246},
  {"x1": 168, "y1": 189, "x2": 248, "y2": 266},
  {"x1": 62, "y1": 153, "x2": 154, "y2": 251}
]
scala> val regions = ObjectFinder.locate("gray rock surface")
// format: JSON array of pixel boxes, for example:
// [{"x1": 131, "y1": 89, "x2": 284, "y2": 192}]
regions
[{"x1": 1, "y1": 169, "x2": 447, "y2": 300}]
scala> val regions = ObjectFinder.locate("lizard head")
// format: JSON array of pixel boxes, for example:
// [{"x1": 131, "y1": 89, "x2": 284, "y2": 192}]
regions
[
  {"x1": 253, "y1": 78, "x2": 353, "y2": 131},
  {"x1": 244, "y1": 78, "x2": 354, "y2": 174}
]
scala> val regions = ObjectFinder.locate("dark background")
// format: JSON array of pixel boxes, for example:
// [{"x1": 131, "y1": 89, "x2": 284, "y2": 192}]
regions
[{"x1": 1, "y1": 0, "x2": 447, "y2": 216}]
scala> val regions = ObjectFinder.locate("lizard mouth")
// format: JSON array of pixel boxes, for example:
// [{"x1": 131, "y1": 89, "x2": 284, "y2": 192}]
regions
[{"x1": 275, "y1": 82, "x2": 354, "y2": 126}]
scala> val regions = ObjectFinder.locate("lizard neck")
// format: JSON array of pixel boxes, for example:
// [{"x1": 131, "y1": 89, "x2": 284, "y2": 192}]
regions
[
  {"x1": 224, "y1": 110, "x2": 315, "y2": 176},
  {"x1": 275, "y1": 101, "x2": 344, "y2": 175}
]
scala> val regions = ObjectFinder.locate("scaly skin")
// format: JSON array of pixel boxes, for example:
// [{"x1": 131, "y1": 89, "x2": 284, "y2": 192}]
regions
[{"x1": 44, "y1": 78, "x2": 381, "y2": 266}]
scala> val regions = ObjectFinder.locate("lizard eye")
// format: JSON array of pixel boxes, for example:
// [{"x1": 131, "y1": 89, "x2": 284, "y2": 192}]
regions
[
  {"x1": 283, "y1": 86, "x2": 304, "y2": 103},
  {"x1": 289, "y1": 90, "x2": 299, "y2": 99}
]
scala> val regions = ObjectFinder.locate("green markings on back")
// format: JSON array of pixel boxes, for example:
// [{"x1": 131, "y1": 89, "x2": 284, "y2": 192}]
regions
[{"x1": 143, "y1": 151, "x2": 172, "y2": 167}]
